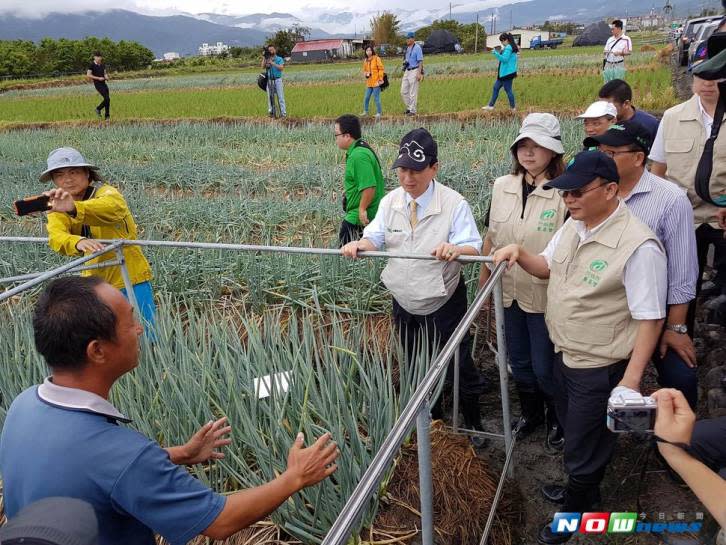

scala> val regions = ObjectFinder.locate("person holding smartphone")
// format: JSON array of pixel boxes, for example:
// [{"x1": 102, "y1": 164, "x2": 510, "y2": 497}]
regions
[
  {"x1": 39, "y1": 147, "x2": 156, "y2": 328},
  {"x1": 483, "y1": 33, "x2": 519, "y2": 111}
]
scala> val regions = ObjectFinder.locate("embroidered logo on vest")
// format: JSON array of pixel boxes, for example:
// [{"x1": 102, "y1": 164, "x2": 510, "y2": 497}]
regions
[
  {"x1": 537, "y1": 208, "x2": 557, "y2": 232},
  {"x1": 583, "y1": 259, "x2": 608, "y2": 287}
]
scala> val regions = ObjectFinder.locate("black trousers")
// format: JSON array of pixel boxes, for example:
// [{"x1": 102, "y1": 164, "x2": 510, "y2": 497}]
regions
[
  {"x1": 689, "y1": 416, "x2": 726, "y2": 473},
  {"x1": 553, "y1": 354, "x2": 627, "y2": 480},
  {"x1": 392, "y1": 276, "x2": 487, "y2": 403},
  {"x1": 338, "y1": 219, "x2": 363, "y2": 247},
  {"x1": 687, "y1": 223, "x2": 726, "y2": 331},
  {"x1": 94, "y1": 83, "x2": 110, "y2": 118}
]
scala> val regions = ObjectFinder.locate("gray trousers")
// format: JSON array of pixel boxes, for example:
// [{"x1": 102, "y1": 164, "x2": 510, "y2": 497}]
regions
[{"x1": 400, "y1": 69, "x2": 420, "y2": 113}]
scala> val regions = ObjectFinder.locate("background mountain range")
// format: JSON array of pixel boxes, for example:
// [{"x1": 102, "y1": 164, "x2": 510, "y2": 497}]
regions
[{"x1": 0, "y1": 0, "x2": 720, "y2": 57}]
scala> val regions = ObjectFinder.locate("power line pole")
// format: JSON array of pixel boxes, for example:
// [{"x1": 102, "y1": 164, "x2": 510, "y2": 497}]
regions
[
  {"x1": 450, "y1": 2, "x2": 453, "y2": 19},
  {"x1": 475, "y1": 13, "x2": 479, "y2": 53}
]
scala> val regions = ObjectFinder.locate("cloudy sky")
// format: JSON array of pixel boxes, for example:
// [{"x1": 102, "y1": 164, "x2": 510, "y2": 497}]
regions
[{"x1": 0, "y1": 0, "x2": 505, "y2": 18}]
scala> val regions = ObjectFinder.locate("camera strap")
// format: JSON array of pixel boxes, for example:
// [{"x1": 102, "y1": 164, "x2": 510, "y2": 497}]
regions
[
  {"x1": 694, "y1": 87, "x2": 726, "y2": 207},
  {"x1": 651, "y1": 434, "x2": 690, "y2": 450}
]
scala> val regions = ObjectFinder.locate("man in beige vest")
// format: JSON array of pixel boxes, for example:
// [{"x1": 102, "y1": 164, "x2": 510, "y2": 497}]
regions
[
  {"x1": 650, "y1": 73, "x2": 726, "y2": 327},
  {"x1": 494, "y1": 150, "x2": 667, "y2": 545},
  {"x1": 341, "y1": 128, "x2": 487, "y2": 442}
]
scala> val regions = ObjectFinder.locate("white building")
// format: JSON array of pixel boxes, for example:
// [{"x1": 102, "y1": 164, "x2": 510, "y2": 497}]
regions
[
  {"x1": 163, "y1": 52, "x2": 181, "y2": 61},
  {"x1": 486, "y1": 29, "x2": 553, "y2": 49},
  {"x1": 198, "y1": 42, "x2": 230, "y2": 56}
]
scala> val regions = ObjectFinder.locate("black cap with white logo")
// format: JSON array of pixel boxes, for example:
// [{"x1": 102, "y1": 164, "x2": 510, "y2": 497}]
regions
[{"x1": 391, "y1": 128, "x2": 438, "y2": 171}]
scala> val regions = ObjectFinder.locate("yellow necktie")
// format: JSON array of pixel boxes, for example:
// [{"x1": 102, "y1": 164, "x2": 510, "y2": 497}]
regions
[{"x1": 410, "y1": 200, "x2": 418, "y2": 229}]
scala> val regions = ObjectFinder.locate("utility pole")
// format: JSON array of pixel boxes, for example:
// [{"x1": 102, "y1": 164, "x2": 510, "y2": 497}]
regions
[
  {"x1": 475, "y1": 13, "x2": 479, "y2": 53},
  {"x1": 510, "y1": 9, "x2": 513, "y2": 31},
  {"x1": 450, "y1": 2, "x2": 453, "y2": 19},
  {"x1": 491, "y1": 12, "x2": 495, "y2": 36}
]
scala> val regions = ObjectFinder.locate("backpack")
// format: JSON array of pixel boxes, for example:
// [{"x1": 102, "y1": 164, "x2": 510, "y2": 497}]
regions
[{"x1": 380, "y1": 73, "x2": 389, "y2": 91}]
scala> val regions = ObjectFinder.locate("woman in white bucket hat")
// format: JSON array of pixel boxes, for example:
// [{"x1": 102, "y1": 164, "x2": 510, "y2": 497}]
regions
[
  {"x1": 40, "y1": 147, "x2": 156, "y2": 329},
  {"x1": 479, "y1": 113, "x2": 568, "y2": 452}
]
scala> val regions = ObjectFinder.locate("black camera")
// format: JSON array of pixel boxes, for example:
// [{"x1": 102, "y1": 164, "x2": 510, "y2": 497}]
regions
[
  {"x1": 263, "y1": 47, "x2": 272, "y2": 59},
  {"x1": 402, "y1": 60, "x2": 410, "y2": 71}
]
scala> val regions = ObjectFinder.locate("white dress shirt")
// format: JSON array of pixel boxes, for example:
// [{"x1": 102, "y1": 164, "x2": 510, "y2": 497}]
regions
[
  {"x1": 363, "y1": 180, "x2": 483, "y2": 252},
  {"x1": 540, "y1": 201, "x2": 667, "y2": 320}
]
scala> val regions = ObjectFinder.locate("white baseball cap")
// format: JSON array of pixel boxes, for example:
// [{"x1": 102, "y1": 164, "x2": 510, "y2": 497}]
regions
[{"x1": 577, "y1": 101, "x2": 618, "y2": 119}]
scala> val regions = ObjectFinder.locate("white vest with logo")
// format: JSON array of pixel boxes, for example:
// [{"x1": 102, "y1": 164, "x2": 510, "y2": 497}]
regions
[
  {"x1": 487, "y1": 174, "x2": 568, "y2": 313},
  {"x1": 380, "y1": 182, "x2": 467, "y2": 315},
  {"x1": 545, "y1": 205, "x2": 660, "y2": 369}
]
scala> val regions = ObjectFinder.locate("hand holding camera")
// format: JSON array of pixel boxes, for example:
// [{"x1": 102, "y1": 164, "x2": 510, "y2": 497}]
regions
[
  {"x1": 652, "y1": 388, "x2": 695, "y2": 458},
  {"x1": 607, "y1": 385, "x2": 656, "y2": 433}
]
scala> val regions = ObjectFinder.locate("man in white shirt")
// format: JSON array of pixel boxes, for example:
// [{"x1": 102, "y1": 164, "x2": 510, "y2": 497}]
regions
[
  {"x1": 493, "y1": 150, "x2": 666, "y2": 545},
  {"x1": 650, "y1": 73, "x2": 726, "y2": 331},
  {"x1": 603, "y1": 20, "x2": 632, "y2": 82},
  {"x1": 341, "y1": 128, "x2": 488, "y2": 443}
]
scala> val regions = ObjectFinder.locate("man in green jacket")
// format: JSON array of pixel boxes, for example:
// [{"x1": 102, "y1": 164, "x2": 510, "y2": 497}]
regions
[{"x1": 335, "y1": 114, "x2": 385, "y2": 245}]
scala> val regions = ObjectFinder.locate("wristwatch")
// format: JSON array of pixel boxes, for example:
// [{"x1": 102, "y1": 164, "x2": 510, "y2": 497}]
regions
[{"x1": 666, "y1": 324, "x2": 688, "y2": 334}]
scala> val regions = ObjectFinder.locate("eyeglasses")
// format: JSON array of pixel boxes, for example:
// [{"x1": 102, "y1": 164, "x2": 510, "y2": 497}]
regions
[
  {"x1": 600, "y1": 149, "x2": 640, "y2": 158},
  {"x1": 558, "y1": 182, "x2": 610, "y2": 198},
  {"x1": 334, "y1": 133, "x2": 346, "y2": 138}
]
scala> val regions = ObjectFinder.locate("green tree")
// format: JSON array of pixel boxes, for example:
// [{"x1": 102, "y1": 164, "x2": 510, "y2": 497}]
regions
[
  {"x1": 267, "y1": 25, "x2": 311, "y2": 56},
  {"x1": 412, "y1": 20, "x2": 486, "y2": 53},
  {"x1": 370, "y1": 12, "x2": 401, "y2": 45}
]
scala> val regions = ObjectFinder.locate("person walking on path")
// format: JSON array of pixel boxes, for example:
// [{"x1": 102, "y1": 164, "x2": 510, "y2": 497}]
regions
[
  {"x1": 362, "y1": 46, "x2": 385, "y2": 118},
  {"x1": 603, "y1": 20, "x2": 632, "y2": 82},
  {"x1": 401, "y1": 32, "x2": 424, "y2": 116},
  {"x1": 483, "y1": 33, "x2": 519, "y2": 111},
  {"x1": 87, "y1": 52, "x2": 110, "y2": 120}
]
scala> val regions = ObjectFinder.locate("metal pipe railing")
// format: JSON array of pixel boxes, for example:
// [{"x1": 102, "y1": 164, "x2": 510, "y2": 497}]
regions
[
  {"x1": 0, "y1": 242, "x2": 123, "y2": 303},
  {"x1": 0, "y1": 237, "x2": 495, "y2": 264},
  {"x1": 0, "y1": 259, "x2": 121, "y2": 284},
  {"x1": 321, "y1": 262, "x2": 507, "y2": 545}
]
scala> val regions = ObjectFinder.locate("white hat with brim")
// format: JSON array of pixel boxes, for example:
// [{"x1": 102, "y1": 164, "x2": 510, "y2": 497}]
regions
[
  {"x1": 39, "y1": 147, "x2": 99, "y2": 182},
  {"x1": 510, "y1": 112, "x2": 565, "y2": 155},
  {"x1": 577, "y1": 101, "x2": 618, "y2": 119}
]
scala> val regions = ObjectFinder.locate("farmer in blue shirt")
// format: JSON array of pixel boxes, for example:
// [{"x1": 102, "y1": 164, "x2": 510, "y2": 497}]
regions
[
  {"x1": 401, "y1": 32, "x2": 424, "y2": 116},
  {"x1": 0, "y1": 276, "x2": 339, "y2": 545},
  {"x1": 483, "y1": 32, "x2": 519, "y2": 111},
  {"x1": 261, "y1": 45, "x2": 287, "y2": 117}
]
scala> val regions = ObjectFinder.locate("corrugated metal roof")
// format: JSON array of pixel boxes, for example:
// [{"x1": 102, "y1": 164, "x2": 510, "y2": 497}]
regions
[{"x1": 292, "y1": 39, "x2": 344, "y2": 53}]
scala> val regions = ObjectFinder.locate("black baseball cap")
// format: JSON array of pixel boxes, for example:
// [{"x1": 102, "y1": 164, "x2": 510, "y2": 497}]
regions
[
  {"x1": 582, "y1": 120, "x2": 653, "y2": 154},
  {"x1": 544, "y1": 150, "x2": 620, "y2": 191},
  {"x1": 391, "y1": 128, "x2": 438, "y2": 171}
]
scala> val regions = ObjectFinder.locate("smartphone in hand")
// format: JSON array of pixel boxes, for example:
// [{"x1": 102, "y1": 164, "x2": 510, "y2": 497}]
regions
[{"x1": 14, "y1": 195, "x2": 51, "y2": 216}]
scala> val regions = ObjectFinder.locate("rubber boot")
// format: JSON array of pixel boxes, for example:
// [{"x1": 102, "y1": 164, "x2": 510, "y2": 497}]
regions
[
  {"x1": 512, "y1": 383, "x2": 544, "y2": 439},
  {"x1": 544, "y1": 396, "x2": 564, "y2": 453},
  {"x1": 462, "y1": 396, "x2": 487, "y2": 448}
]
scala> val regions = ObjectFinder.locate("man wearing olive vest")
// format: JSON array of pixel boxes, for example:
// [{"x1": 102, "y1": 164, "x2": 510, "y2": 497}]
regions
[
  {"x1": 341, "y1": 128, "x2": 488, "y2": 443},
  {"x1": 494, "y1": 150, "x2": 667, "y2": 545},
  {"x1": 650, "y1": 73, "x2": 726, "y2": 327}
]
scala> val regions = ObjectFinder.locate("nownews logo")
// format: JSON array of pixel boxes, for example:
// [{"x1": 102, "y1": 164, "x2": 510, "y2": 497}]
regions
[{"x1": 551, "y1": 512, "x2": 703, "y2": 535}]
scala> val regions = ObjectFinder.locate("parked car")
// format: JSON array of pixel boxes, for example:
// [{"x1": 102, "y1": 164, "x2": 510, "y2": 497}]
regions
[
  {"x1": 679, "y1": 15, "x2": 722, "y2": 65},
  {"x1": 688, "y1": 20, "x2": 720, "y2": 67}
]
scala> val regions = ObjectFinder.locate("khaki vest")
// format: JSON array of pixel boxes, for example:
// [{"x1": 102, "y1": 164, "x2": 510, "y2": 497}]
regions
[
  {"x1": 487, "y1": 174, "x2": 568, "y2": 313},
  {"x1": 380, "y1": 182, "x2": 468, "y2": 315},
  {"x1": 660, "y1": 95, "x2": 725, "y2": 227},
  {"x1": 545, "y1": 205, "x2": 660, "y2": 369}
]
